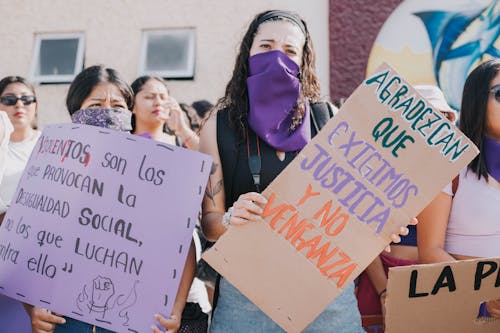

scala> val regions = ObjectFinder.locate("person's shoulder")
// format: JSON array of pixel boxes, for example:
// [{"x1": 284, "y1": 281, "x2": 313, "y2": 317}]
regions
[
  {"x1": 33, "y1": 130, "x2": 42, "y2": 140},
  {"x1": 200, "y1": 112, "x2": 216, "y2": 135},
  {"x1": 25, "y1": 130, "x2": 42, "y2": 148},
  {"x1": 213, "y1": 108, "x2": 235, "y2": 134},
  {"x1": 309, "y1": 100, "x2": 338, "y2": 133},
  {"x1": 327, "y1": 102, "x2": 339, "y2": 116}
]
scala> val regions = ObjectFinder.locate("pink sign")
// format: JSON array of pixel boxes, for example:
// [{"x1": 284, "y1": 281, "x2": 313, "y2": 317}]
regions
[{"x1": 0, "y1": 124, "x2": 211, "y2": 332}]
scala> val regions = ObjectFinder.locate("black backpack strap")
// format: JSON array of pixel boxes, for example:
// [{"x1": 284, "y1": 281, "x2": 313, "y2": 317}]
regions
[
  {"x1": 246, "y1": 128, "x2": 262, "y2": 193},
  {"x1": 216, "y1": 111, "x2": 240, "y2": 209},
  {"x1": 310, "y1": 101, "x2": 335, "y2": 136},
  {"x1": 213, "y1": 111, "x2": 236, "y2": 313}
]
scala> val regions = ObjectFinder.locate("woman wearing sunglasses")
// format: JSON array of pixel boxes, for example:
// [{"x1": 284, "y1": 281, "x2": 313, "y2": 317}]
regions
[
  {"x1": 0, "y1": 76, "x2": 40, "y2": 332},
  {"x1": 0, "y1": 76, "x2": 40, "y2": 223},
  {"x1": 418, "y1": 59, "x2": 500, "y2": 317}
]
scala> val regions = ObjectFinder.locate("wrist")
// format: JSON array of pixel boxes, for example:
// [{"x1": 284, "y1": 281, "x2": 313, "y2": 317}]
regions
[
  {"x1": 170, "y1": 311, "x2": 181, "y2": 319},
  {"x1": 222, "y1": 207, "x2": 233, "y2": 228},
  {"x1": 377, "y1": 288, "x2": 387, "y2": 299},
  {"x1": 169, "y1": 303, "x2": 183, "y2": 320},
  {"x1": 23, "y1": 303, "x2": 34, "y2": 315},
  {"x1": 182, "y1": 130, "x2": 198, "y2": 148},
  {"x1": 178, "y1": 127, "x2": 193, "y2": 139}
]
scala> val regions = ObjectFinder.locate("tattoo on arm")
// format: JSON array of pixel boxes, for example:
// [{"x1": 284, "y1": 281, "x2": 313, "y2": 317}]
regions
[
  {"x1": 205, "y1": 162, "x2": 222, "y2": 206},
  {"x1": 206, "y1": 180, "x2": 223, "y2": 206},
  {"x1": 210, "y1": 162, "x2": 218, "y2": 175}
]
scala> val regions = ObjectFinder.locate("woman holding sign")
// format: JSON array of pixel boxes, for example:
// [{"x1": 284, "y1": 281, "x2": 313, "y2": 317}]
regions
[
  {"x1": 199, "y1": 10, "x2": 414, "y2": 332},
  {"x1": 418, "y1": 59, "x2": 500, "y2": 317},
  {"x1": 26, "y1": 66, "x2": 196, "y2": 333},
  {"x1": 0, "y1": 76, "x2": 38, "y2": 333},
  {"x1": 0, "y1": 76, "x2": 41, "y2": 224},
  {"x1": 131, "y1": 75, "x2": 210, "y2": 332}
]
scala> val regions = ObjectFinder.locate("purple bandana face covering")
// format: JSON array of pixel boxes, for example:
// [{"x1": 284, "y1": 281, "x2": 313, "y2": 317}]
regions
[
  {"x1": 247, "y1": 50, "x2": 310, "y2": 152},
  {"x1": 483, "y1": 136, "x2": 500, "y2": 182},
  {"x1": 71, "y1": 108, "x2": 132, "y2": 132}
]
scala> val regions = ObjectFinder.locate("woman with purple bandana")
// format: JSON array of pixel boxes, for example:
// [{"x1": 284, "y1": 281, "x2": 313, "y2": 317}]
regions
[
  {"x1": 25, "y1": 65, "x2": 195, "y2": 333},
  {"x1": 199, "y1": 10, "x2": 413, "y2": 332},
  {"x1": 418, "y1": 59, "x2": 500, "y2": 318}
]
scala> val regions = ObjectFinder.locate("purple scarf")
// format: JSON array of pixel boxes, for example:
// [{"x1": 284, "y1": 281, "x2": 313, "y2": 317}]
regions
[
  {"x1": 483, "y1": 136, "x2": 500, "y2": 182},
  {"x1": 71, "y1": 108, "x2": 132, "y2": 132},
  {"x1": 247, "y1": 50, "x2": 310, "y2": 152}
]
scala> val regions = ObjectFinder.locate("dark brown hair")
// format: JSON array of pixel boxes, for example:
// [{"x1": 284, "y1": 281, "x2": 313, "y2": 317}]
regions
[
  {"x1": 460, "y1": 59, "x2": 500, "y2": 181},
  {"x1": 66, "y1": 65, "x2": 133, "y2": 115},
  {"x1": 131, "y1": 75, "x2": 169, "y2": 95},
  {"x1": 0, "y1": 76, "x2": 36, "y2": 97}
]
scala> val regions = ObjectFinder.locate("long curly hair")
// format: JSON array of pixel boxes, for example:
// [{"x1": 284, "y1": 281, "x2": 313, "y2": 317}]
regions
[{"x1": 214, "y1": 10, "x2": 321, "y2": 141}]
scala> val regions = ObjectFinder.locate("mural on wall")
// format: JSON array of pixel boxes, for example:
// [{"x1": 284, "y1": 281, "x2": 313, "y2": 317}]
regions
[{"x1": 367, "y1": 0, "x2": 500, "y2": 112}]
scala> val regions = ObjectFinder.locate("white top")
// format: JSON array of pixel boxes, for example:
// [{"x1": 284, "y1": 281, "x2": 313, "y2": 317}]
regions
[
  {"x1": 443, "y1": 167, "x2": 500, "y2": 258},
  {"x1": 0, "y1": 112, "x2": 14, "y2": 190},
  {"x1": 0, "y1": 127, "x2": 41, "y2": 214}
]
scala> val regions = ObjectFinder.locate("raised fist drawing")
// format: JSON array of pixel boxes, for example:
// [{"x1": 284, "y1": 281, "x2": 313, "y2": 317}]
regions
[{"x1": 90, "y1": 276, "x2": 115, "y2": 317}]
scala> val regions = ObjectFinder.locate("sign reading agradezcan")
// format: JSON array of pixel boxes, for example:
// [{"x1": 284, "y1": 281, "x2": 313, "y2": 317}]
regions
[{"x1": 364, "y1": 68, "x2": 469, "y2": 162}]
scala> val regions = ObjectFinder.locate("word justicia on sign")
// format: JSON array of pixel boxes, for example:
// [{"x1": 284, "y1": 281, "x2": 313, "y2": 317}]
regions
[{"x1": 300, "y1": 121, "x2": 419, "y2": 234}]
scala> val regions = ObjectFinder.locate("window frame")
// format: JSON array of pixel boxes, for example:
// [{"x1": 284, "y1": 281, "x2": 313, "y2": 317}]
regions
[
  {"x1": 139, "y1": 29, "x2": 196, "y2": 79},
  {"x1": 30, "y1": 32, "x2": 85, "y2": 84}
]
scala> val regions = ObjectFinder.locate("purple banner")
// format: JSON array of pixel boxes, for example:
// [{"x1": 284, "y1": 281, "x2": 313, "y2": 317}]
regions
[{"x1": 0, "y1": 124, "x2": 211, "y2": 332}]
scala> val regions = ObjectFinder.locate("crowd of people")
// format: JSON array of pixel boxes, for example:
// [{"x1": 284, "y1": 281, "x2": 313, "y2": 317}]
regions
[{"x1": 0, "y1": 8, "x2": 499, "y2": 333}]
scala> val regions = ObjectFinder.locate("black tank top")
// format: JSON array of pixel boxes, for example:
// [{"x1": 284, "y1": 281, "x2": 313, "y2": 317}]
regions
[
  {"x1": 216, "y1": 102, "x2": 332, "y2": 208},
  {"x1": 212, "y1": 102, "x2": 333, "y2": 310}
]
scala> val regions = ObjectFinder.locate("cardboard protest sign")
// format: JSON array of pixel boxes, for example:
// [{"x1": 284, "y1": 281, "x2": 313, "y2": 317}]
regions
[
  {"x1": 385, "y1": 258, "x2": 500, "y2": 332},
  {"x1": 203, "y1": 63, "x2": 479, "y2": 332},
  {"x1": 0, "y1": 124, "x2": 211, "y2": 332}
]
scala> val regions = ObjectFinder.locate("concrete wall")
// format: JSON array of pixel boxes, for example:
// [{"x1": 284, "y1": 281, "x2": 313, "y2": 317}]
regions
[
  {"x1": 329, "y1": 0, "x2": 403, "y2": 102},
  {"x1": 0, "y1": 0, "x2": 328, "y2": 127}
]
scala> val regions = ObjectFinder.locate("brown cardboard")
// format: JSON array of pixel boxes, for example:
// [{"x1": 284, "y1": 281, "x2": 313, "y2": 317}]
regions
[
  {"x1": 203, "y1": 63, "x2": 479, "y2": 332},
  {"x1": 386, "y1": 258, "x2": 500, "y2": 332}
]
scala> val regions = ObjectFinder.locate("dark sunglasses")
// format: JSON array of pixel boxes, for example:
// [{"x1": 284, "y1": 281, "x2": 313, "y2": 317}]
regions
[
  {"x1": 0, "y1": 95, "x2": 37, "y2": 106},
  {"x1": 490, "y1": 85, "x2": 500, "y2": 102}
]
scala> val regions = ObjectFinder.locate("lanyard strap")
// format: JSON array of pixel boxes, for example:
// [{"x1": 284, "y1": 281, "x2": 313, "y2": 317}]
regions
[{"x1": 246, "y1": 128, "x2": 261, "y2": 193}]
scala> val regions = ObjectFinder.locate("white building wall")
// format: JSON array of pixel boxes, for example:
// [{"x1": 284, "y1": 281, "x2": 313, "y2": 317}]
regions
[{"x1": 0, "y1": 0, "x2": 329, "y2": 127}]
